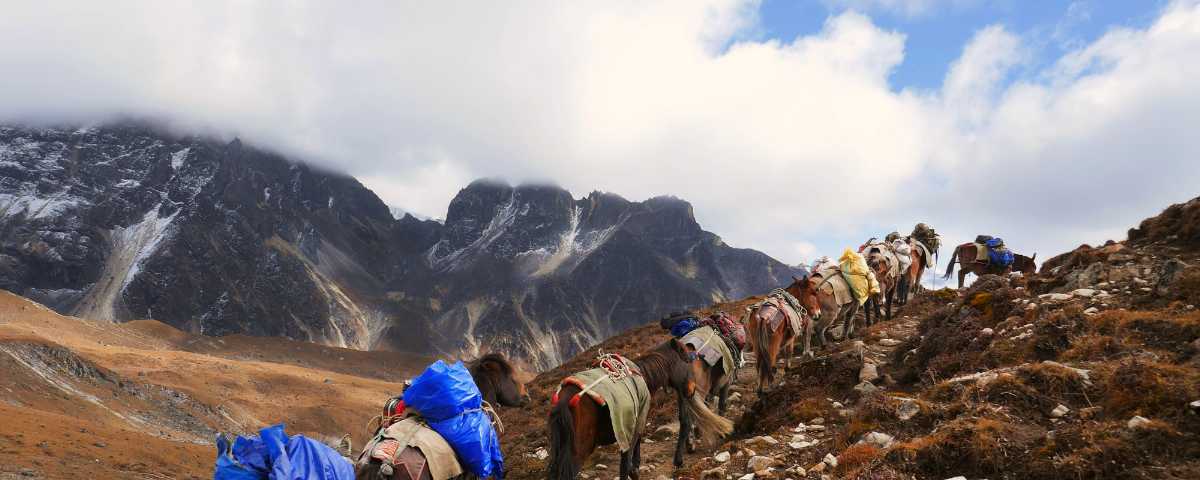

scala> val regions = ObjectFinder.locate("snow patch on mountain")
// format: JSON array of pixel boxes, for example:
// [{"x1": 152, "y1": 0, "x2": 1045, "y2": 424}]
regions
[{"x1": 72, "y1": 205, "x2": 179, "y2": 322}]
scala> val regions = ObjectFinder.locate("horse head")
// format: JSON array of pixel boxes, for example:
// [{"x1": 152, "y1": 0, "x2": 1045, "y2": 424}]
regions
[
  {"x1": 470, "y1": 353, "x2": 531, "y2": 408},
  {"x1": 787, "y1": 274, "x2": 823, "y2": 320}
]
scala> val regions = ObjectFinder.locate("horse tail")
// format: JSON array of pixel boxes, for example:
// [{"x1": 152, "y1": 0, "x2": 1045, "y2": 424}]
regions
[
  {"x1": 755, "y1": 309, "x2": 772, "y2": 385},
  {"x1": 942, "y1": 245, "x2": 959, "y2": 280},
  {"x1": 685, "y1": 393, "x2": 733, "y2": 445},
  {"x1": 547, "y1": 385, "x2": 580, "y2": 480}
]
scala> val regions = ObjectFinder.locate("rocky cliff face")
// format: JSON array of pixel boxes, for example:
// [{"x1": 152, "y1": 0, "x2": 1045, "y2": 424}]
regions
[{"x1": 0, "y1": 123, "x2": 803, "y2": 369}]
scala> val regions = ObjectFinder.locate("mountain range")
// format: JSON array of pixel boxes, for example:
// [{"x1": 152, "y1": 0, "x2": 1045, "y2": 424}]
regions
[{"x1": 0, "y1": 123, "x2": 802, "y2": 369}]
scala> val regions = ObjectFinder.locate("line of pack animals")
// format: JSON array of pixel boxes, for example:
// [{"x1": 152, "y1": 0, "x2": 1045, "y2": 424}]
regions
[{"x1": 212, "y1": 224, "x2": 1037, "y2": 480}]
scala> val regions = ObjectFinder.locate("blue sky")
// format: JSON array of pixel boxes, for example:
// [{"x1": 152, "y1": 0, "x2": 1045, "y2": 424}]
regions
[{"x1": 757, "y1": 0, "x2": 1167, "y2": 91}]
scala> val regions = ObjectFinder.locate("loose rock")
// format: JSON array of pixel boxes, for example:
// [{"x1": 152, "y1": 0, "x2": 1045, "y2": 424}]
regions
[
  {"x1": 747, "y1": 456, "x2": 774, "y2": 472},
  {"x1": 1050, "y1": 404, "x2": 1070, "y2": 418},
  {"x1": 822, "y1": 453, "x2": 838, "y2": 468},
  {"x1": 1127, "y1": 416, "x2": 1152, "y2": 429},
  {"x1": 859, "y1": 363, "x2": 879, "y2": 383},
  {"x1": 878, "y1": 338, "x2": 902, "y2": 346},
  {"x1": 715, "y1": 451, "x2": 731, "y2": 463},
  {"x1": 896, "y1": 399, "x2": 920, "y2": 421},
  {"x1": 861, "y1": 431, "x2": 894, "y2": 449}
]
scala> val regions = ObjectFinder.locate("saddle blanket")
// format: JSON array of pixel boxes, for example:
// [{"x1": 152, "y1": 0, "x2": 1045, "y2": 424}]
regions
[
  {"x1": 360, "y1": 417, "x2": 464, "y2": 480},
  {"x1": 558, "y1": 358, "x2": 651, "y2": 452},
  {"x1": 682, "y1": 326, "x2": 736, "y2": 376},
  {"x1": 762, "y1": 292, "x2": 804, "y2": 338},
  {"x1": 814, "y1": 266, "x2": 855, "y2": 306},
  {"x1": 974, "y1": 243, "x2": 990, "y2": 262}
]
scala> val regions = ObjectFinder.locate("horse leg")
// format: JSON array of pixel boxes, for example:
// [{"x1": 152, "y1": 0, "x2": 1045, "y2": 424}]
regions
[
  {"x1": 717, "y1": 383, "x2": 731, "y2": 416},
  {"x1": 674, "y1": 392, "x2": 692, "y2": 468},
  {"x1": 958, "y1": 268, "x2": 967, "y2": 289},
  {"x1": 620, "y1": 447, "x2": 632, "y2": 480},
  {"x1": 886, "y1": 285, "x2": 894, "y2": 320},
  {"x1": 631, "y1": 436, "x2": 643, "y2": 480}
]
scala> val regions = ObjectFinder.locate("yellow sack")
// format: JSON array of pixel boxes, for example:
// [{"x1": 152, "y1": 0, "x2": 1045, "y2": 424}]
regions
[{"x1": 839, "y1": 248, "x2": 881, "y2": 305}]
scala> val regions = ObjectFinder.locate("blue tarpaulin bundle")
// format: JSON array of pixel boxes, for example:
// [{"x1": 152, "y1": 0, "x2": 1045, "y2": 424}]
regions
[
  {"x1": 214, "y1": 424, "x2": 354, "y2": 480},
  {"x1": 986, "y1": 238, "x2": 1014, "y2": 267},
  {"x1": 669, "y1": 317, "x2": 700, "y2": 338},
  {"x1": 404, "y1": 360, "x2": 505, "y2": 479}
]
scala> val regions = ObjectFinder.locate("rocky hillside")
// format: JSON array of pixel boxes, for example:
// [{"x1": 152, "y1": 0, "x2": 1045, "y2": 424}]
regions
[
  {"x1": 0, "y1": 123, "x2": 803, "y2": 369},
  {"x1": 499, "y1": 196, "x2": 1200, "y2": 480},
  {"x1": 0, "y1": 289, "x2": 428, "y2": 479}
]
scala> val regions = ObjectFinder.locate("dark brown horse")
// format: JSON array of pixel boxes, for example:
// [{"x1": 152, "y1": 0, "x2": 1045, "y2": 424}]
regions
[
  {"x1": 943, "y1": 243, "x2": 1037, "y2": 288},
  {"x1": 356, "y1": 354, "x2": 530, "y2": 480},
  {"x1": 547, "y1": 339, "x2": 732, "y2": 479},
  {"x1": 746, "y1": 277, "x2": 821, "y2": 394}
]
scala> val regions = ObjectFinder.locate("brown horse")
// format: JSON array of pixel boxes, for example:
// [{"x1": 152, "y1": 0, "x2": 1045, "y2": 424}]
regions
[
  {"x1": 806, "y1": 266, "x2": 862, "y2": 346},
  {"x1": 356, "y1": 354, "x2": 530, "y2": 480},
  {"x1": 943, "y1": 243, "x2": 1037, "y2": 288},
  {"x1": 896, "y1": 238, "x2": 932, "y2": 306},
  {"x1": 745, "y1": 277, "x2": 822, "y2": 394},
  {"x1": 547, "y1": 339, "x2": 732, "y2": 479}
]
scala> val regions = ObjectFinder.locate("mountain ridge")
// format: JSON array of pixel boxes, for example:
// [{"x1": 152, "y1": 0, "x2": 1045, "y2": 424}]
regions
[{"x1": 0, "y1": 123, "x2": 804, "y2": 369}]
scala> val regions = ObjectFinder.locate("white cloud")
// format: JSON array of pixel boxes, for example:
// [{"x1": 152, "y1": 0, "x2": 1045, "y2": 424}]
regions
[{"x1": 0, "y1": 0, "x2": 1197, "y2": 269}]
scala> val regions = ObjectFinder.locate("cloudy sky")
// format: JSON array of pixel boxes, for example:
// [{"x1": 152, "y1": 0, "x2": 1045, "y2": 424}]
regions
[{"x1": 2, "y1": 0, "x2": 1198, "y2": 281}]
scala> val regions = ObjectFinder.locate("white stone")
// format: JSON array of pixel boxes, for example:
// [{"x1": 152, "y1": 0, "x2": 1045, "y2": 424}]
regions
[
  {"x1": 878, "y1": 338, "x2": 902, "y2": 346},
  {"x1": 715, "y1": 451, "x2": 731, "y2": 463},
  {"x1": 738, "y1": 474, "x2": 755, "y2": 480},
  {"x1": 806, "y1": 425, "x2": 826, "y2": 432},
  {"x1": 831, "y1": 401, "x2": 844, "y2": 409},
  {"x1": 754, "y1": 435, "x2": 778, "y2": 445},
  {"x1": 980, "y1": 328, "x2": 994, "y2": 336},
  {"x1": 747, "y1": 456, "x2": 774, "y2": 472},
  {"x1": 534, "y1": 447, "x2": 549, "y2": 460},
  {"x1": 861, "y1": 431, "x2": 894, "y2": 449},
  {"x1": 896, "y1": 399, "x2": 920, "y2": 421},
  {"x1": 1072, "y1": 288, "x2": 1097, "y2": 298},
  {"x1": 1050, "y1": 404, "x2": 1070, "y2": 418},
  {"x1": 1127, "y1": 416, "x2": 1151, "y2": 429},
  {"x1": 595, "y1": 464, "x2": 608, "y2": 470},
  {"x1": 791, "y1": 424, "x2": 807, "y2": 433},
  {"x1": 788, "y1": 441, "x2": 812, "y2": 450},
  {"x1": 1191, "y1": 400, "x2": 1200, "y2": 410},
  {"x1": 822, "y1": 453, "x2": 838, "y2": 468},
  {"x1": 1084, "y1": 307, "x2": 1100, "y2": 315},
  {"x1": 944, "y1": 477, "x2": 967, "y2": 480}
]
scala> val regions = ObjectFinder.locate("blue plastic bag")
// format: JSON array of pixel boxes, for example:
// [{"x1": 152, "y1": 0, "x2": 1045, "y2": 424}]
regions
[
  {"x1": 215, "y1": 434, "x2": 263, "y2": 480},
  {"x1": 213, "y1": 424, "x2": 354, "y2": 480},
  {"x1": 404, "y1": 360, "x2": 505, "y2": 478}
]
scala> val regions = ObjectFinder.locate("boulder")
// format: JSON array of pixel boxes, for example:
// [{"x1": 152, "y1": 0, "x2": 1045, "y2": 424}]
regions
[{"x1": 1071, "y1": 288, "x2": 1096, "y2": 298}]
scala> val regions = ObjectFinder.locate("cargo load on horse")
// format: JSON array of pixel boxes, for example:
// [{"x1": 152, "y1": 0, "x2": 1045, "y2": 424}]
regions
[
  {"x1": 659, "y1": 311, "x2": 701, "y2": 337},
  {"x1": 355, "y1": 354, "x2": 529, "y2": 480},
  {"x1": 971, "y1": 235, "x2": 1014, "y2": 268},
  {"x1": 839, "y1": 248, "x2": 881, "y2": 305},
  {"x1": 910, "y1": 223, "x2": 941, "y2": 260}
]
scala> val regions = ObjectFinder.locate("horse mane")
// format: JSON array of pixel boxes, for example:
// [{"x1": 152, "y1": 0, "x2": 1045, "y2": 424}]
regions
[
  {"x1": 470, "y1": 352, "x2": 514, "y2": 376},
  {"x1": 632, "y1": 342, "x2": 677, "y2": 392}
]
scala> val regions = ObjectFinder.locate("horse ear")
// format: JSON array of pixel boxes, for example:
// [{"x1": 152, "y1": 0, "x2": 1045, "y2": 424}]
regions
[{"x1": 1031, "y1": 253, "x2": 1037, "y2": 261}]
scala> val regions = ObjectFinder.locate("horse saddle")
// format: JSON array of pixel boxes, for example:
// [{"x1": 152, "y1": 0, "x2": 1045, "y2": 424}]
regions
[
  {"x1": 973, "y1": 243, "x2": 991, "y2": 263},
  {"x1": 359, "y1": 417, "x2": 464, "y2": 480}
]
